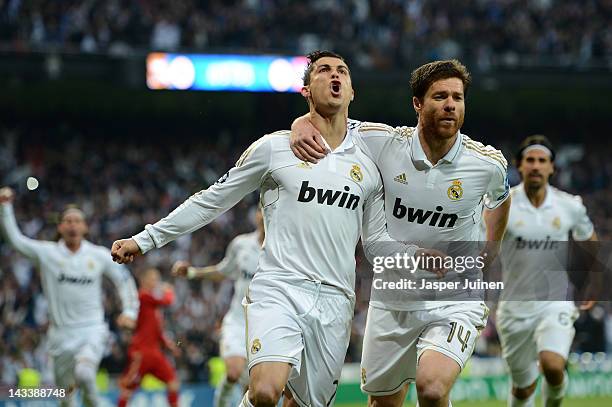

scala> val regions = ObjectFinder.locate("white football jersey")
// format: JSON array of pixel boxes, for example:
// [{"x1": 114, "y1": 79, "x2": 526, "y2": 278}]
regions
[
  {"x1": 133, "y1": 129, "x2": 414, "y2": 299},
  {"x1": 350, "y1": 120, "x2": 509, "y2": 310},
  {"x1": 217, "y1": 231, "x2": 261, "y2": 322},
  {"x1": 0, "y1": 203, "x2": 139, "y2": 327},
  {"x1": 498, "y1": 184, "x2": 594, "y2": 316}
]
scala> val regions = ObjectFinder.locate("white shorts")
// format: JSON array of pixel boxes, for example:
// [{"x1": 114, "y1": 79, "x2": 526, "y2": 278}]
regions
[
  {"x1": 361, "y1": 302, "x2": 489, "y2": 396},
  {"x1": 497, "y1": 301, "x2": 578, "y2": 388},
  {"x1": 244, "y1": 278, "x2": 354, "y2": 407},
  {"x1": 220, "y1": 310, "x2": 247, "y2": 359},
  {"x1": 47, "y1": 323, "x2": 109, "y2": 387}
]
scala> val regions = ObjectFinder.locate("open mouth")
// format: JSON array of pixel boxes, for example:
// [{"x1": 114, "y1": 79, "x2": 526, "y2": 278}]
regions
[{"x1": 330, "y1": 80, "x2": 341, "y2": 96}]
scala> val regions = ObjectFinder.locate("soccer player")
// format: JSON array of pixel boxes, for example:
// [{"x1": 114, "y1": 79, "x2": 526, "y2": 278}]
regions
[
  {"x1": 117, "y1": 268, "x2": 180, "y2": 407},
  {"x1": 110, "y1": 50, "x2": 441, "y2": 407},
  {"x1": 494, "y1": 135, "x2": 597, "y2": 407},
  {"x1": 172, "y1": 209, "x2": 265, "y2": 407},
  {"x1": 0, "y1": 186, "x2": 139, "y2": 407},
  {"x1": 290, "y1": 60, "x2": 511, "y2": 407}
]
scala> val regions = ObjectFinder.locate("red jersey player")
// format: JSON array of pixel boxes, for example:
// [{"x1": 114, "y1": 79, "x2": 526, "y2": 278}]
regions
[{"x1": 118, "y1": 268, "x2": 180, "y2": 407}]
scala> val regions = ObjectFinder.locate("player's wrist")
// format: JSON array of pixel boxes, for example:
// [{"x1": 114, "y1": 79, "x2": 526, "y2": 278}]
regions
[{"x1": 186, "y1": 266, "x2": 198, "y2": 279}]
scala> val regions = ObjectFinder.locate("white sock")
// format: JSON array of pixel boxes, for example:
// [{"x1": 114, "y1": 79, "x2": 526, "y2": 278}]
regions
[
  {"x1": 509, "y1": 391, "x2": 535, "y2": 407},
  {"x1": 238, "y1": 390, "x2": 255, "y2": 407},
  {"x1": 74, "y1": 361, "x2": 99, "y2": 407},
  {"x1": 543, "y1": 371, "x2": 568, "y2": 407},
  {"x1": 215, "y1": 376, "x2": 238, "y2": 407}
]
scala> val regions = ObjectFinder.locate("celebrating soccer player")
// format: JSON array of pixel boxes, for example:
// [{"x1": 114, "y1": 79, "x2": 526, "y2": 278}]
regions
[
  {"x1": 172, "y1": 209, "x2": 264, "y2": 407},
  {"x1": 110, "y1": 50, "x2": 443, "y2": 407},
  {"x1": 290, "y1": 60, "x2": 511, "y2": 407},
  {"x1": 117, "y1": 268, "x2": 180, "y2": 407},
  {"x1": 494, "y1": 135, "x2": 598, "y2": 407},
  {"x1": 0, "y1": 187, "x2": 139, "y2": 407}
]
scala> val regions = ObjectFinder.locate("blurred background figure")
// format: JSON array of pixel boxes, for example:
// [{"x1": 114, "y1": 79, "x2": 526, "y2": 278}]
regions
[
  {"x1": 117, "y1": 268, "x2": 180, "y2": 407},
  {"x1": 0, "y1": 187, "x2": 138, "y2": 406}
]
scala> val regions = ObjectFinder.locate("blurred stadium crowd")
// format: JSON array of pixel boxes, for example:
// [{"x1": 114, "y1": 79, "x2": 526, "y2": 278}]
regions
[
  {"x1": 1, "y1": 0, "x2": 611, "y2": 68},
  {"x1": 0, "y1": 122, "x2": 611, "y2": 386}
]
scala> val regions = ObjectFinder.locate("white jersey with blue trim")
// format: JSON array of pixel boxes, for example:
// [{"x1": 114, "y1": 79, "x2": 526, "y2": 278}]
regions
[
  {"x1": 498, "y1": 183, "x2": 594, "y2": 316},
  {"x1": 0, "y1": 203, "x2": 139, "y2": 328},
  {"x1": 133, "y1": 129, "x2": 414, "y2": 300},
  {"x1": 348, "y1": 119, "x2": 509, "y2": 310}
]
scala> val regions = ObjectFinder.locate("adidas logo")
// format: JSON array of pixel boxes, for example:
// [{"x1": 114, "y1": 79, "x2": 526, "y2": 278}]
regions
[{"x1": 394, "y1": 173, "x2": 408, "y2": 184}]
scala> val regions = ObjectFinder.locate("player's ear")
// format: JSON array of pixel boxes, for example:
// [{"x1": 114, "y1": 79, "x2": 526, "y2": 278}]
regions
[
  {"x1": 301, "y1": 86, "x2": 311, "y2": 99},
  {"x1": 350, "y1": 91, "x2": 354, "y2": 101},
  {"x1": 413, "y1": 96, "x2": 422, "y2": 115}
]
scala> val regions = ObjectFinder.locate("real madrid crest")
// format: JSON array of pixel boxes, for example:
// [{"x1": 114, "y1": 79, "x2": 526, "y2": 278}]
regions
[
  {"x1": 350, "y1": 165, "x2": 363, "y2": 182},
  {"x1": 251, "y1": 338, "x2": 261, "y2": 354},
  {"x1": 552, "y1": 216, "x2": 561, "y2": 229},
  {"x1": 447, "y1": 179, "x2": 463, "y2": 201}
]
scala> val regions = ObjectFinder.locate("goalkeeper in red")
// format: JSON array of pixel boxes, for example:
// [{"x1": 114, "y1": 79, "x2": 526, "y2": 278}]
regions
[{"x1": 117, "y1": 268, "x2": 180, "y2": 407}]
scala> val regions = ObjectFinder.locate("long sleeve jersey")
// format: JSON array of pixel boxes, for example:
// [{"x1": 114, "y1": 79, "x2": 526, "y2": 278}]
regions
[{"x1": 1, "y1": 203, "x2": 139, "y2": 327}]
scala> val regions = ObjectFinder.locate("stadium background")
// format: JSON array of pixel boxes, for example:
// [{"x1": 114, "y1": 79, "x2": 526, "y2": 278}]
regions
[{"x1": 0, "y1": 0, "x2": 611, "y2": 405}]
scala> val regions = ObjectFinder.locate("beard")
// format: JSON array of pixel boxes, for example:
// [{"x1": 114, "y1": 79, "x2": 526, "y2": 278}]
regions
[{"x1": 421, "y1": 113, "x2": 460, "y2": 139}]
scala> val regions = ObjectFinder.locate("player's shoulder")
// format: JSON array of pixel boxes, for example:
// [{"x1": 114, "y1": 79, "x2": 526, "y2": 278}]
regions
[
  {"x1": 549, "y1": 186, "x2": 586, "y2": 211},
  {"x1": 236, "y1": 131, "x2": 289, "y2": 166},
  {"x1": 231, "y1": 231, "x2": 257, "y2": 246},
  {"x1": 353, "y1": 120, "x2": 414, "y2": 140},
  {"x1": 250, "y1": 130, "x2": 290, "y2": 149},
  {"x1": 83, "y1": 240, "x2": 111, "y2": 257},
  {"x1": 460, "y1": 134, "x2": 508, "y2": 171},
  {"x1": 78, "y1": 240, "x2": 115, "y2": 263},
  {"x1": 509, "y1": 184, "x2": 523, "y2": 197}
]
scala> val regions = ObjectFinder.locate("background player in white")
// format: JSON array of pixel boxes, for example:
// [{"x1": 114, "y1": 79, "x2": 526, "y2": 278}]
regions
[
  {"x1": 494, "y1": 135, "x2": 598, "y2": 407},
  {"x1": 290, "y1": 59, "x2": 511, "y2": 407},
  {"x1": 0, "y1": 186, "x2": 138, "y2": 407},
  {"x1": 172, "y1": 209, "x2": 265, "y2": 407},
  {"x1": 110, "y1": 50, "x2": 441, "y2": 407}
]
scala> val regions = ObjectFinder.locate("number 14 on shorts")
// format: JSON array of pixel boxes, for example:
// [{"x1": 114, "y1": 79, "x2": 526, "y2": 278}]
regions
[{"x1": 447, "y1": 322, "x2": 472, "y2": 352}]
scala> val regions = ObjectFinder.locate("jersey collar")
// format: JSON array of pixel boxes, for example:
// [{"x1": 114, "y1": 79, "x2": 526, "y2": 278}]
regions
[
  {"x1": 517, "y1": 182, "x2": 555, "y2": 210},
  {"x1": 58, "y1": 239, "x2": 86, "y2": 255},
  {"x1": 321, "y1": 127, "x2": 355, "y2": 154},
  {"x1": 411, "y1": 127, "x2": 463, "y2": 167}
]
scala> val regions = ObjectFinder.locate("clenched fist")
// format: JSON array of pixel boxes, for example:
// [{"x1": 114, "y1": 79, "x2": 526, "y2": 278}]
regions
[
  {"x1": 171, "y1": 260, "x2": 191, "y2": 277},
  {"x1": 111, "y1": 238, "x2": 141, "y2": 264}
]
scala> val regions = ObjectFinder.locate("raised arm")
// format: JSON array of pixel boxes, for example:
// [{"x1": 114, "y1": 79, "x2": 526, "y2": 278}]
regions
[
  {"x1": 111, "y1": 136, "x2": 272, "y2": 263},
  {"x1": 0, "y1": 187, "x2": 45, "y2": 261}
]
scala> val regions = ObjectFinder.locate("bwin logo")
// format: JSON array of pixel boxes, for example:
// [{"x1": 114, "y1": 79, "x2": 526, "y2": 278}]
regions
[
  {"x1": 58, "y1": 273, "x2": 94, "y2": 285},
  {"x1": 393, "y1": 198, "x2": 458, "y2": 228},
  {"x1": 297, "y1": 181, "x2": 360, "y2": 210}
]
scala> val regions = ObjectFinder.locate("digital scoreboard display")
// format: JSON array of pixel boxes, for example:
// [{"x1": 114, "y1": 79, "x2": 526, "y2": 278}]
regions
[{"x1": 146, "y1": 53, "x2": 308, "y2": 93}]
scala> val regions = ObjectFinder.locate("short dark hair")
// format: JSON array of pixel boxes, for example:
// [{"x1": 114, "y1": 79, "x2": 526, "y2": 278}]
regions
[
  {"x1": 515, "y1": 134, "x2": 556, "y2": 165},
  {"x1": 302, "y1": 50, "x2": 347, "y2": 86},
  {"x1": 410, "y1": 60, "x2": 471, "y2": 100}
]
